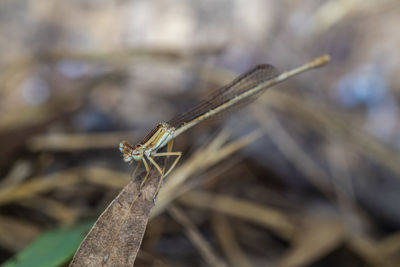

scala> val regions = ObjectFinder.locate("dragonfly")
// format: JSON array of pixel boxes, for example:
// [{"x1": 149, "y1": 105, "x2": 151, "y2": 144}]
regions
[{"x1": 119, "y1": 55, "x2": 330, "y2": 191}]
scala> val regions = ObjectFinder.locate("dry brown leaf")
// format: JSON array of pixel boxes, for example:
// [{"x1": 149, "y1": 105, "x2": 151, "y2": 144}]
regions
[{"x1": 70, "y1": 167, "x2": 161, "y2": 267}]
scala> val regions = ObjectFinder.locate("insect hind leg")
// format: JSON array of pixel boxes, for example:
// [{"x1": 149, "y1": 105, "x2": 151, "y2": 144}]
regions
[
  {"x1": 130, "y1": 160, "x2": 142, "y2": 180},
  {"x1": 152, "y1": 149, "x2": 182, "y2": 193},
  {"x1": 139, "y1": 157, "x2": 150, "y2": 189}
]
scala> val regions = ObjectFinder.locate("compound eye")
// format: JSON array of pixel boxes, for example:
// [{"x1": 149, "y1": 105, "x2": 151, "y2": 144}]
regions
[
  {"x1": 119, "y1": 141, "x2": 135, "y2": 163},
  {"x1": 119, "y1": 141, "x2": 133, "y2": 154}
]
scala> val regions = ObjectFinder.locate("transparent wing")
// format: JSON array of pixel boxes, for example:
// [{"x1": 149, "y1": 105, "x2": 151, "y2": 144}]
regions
[{"x1": 168, "y1": 64, "x2": 280, "y2": 129}]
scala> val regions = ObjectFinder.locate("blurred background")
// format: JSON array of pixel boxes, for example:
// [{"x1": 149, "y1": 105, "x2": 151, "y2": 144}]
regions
[{"x1": 1, "y1": 0, "x2": 400, "y2": 266}]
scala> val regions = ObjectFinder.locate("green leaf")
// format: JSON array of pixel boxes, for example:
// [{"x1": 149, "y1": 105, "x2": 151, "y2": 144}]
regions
[{"x1": 1, "y1": 220, "x2": 94, "y2": 267}]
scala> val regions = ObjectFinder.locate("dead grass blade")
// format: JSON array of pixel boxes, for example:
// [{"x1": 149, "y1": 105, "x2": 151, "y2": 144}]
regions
[
  {"x1": 253, "y1": 108, "x2": 334, "y2": 197},
  {"x1": 374, "y1": 232, "x2": 400, "y2": 265},
  {"x1": 28, "y1": 131, "x2": 139, "y2": 151},
  {"x1": 0, "y1": 169, "x2": 81, "y2": 205},
  {"x1": 79, "y1": 167, "x2": 129, "y2": 188},
  {"x1": 18, "y1": 197, "x2": 79, "y2": 225},
  {"x1": 0, "y1": 167, "x2": 129, "y2": 206},
  {"x1": 168, "y1": 205, "x2": 228, "y2": 267},
  {"x1": 263, "y1": 91, "x2": 400, "y2": 179},
  {"x1": 36, "y1": 46, "x2": 226, "y2": 64},
  {"x1": 349, "y1": 231, "x2": 400, "y2": 266},
  {"x1": 178, "y1": 190, "x2": 295, "y2": 240},
  {"x1": 277, "y1": 217, "x2": 344, "y2": 267},
  {"x1": 212, "y1": 214, "x2": 253, "y2": 267}
]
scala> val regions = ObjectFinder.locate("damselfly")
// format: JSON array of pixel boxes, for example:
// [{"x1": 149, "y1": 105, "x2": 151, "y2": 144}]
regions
[{"x1": 120, "y1": 55, "x2": 330, "y2": 191}]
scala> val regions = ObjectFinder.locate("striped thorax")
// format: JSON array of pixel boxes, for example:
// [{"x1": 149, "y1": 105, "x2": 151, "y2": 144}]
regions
[{"x1": 119, "y1": 122, "x2": 175, "y2": 163}]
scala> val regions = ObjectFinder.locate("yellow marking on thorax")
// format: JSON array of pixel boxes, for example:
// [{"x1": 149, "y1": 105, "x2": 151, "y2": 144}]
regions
[
  {"x1": 139, "y1": 123, "x2": 172, "y2": 152},
  {"x1": 140, "y1": 124, "x2": 163, "y2": 146}
]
